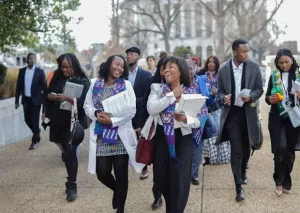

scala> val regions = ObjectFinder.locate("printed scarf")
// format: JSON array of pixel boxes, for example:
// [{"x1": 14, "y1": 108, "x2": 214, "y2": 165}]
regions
[
  {"x1": 92, "y1": 78, "x2": 126, "y2": 144},
  {"x1": 271, "y1": 69, "x2": 300, "y2": 118},
  {"x1": 159, "y1": 76, "x2": 208, "y2": 160}
]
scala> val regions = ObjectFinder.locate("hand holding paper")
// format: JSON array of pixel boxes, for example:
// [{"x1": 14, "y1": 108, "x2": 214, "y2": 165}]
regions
[{"x1": 234, "y1": 89, "x2": 251, "y2": 107}]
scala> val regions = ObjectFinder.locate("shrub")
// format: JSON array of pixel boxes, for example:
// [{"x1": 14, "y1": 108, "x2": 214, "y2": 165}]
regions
[
  {"x1": 0, "y1": 68, "x2": 18, "y2": 100},
  {"x1": 0, "y1": 63, "x2": 7, "y2": 85},
  {"x1": 173, "y1": 46, "x2": 194, "y2": 58}
]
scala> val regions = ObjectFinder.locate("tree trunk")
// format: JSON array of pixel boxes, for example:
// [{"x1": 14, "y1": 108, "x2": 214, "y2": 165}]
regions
[
  {"x1": 164, "y1": 30, "x2": 171, "y2": 53},
  {"x1": 215, "y1": 1, "x2": 226, "y2": 62}
]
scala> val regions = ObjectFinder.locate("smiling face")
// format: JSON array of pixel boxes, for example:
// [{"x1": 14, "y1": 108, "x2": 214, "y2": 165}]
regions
[
  {"x1": 109, "y1": 56, "x2": 124, "y2": 79},
  {"x1": 163, "y1": 62, "x2": 181, "y2": 85}
]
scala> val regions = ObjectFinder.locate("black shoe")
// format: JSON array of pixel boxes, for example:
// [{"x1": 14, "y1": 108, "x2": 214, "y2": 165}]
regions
[
  {"x1": 191, "y1": 178, "x2": 199, "y2": 185},
  {"x1": 203, "y1": 157, "x2": 210, "y2": 166},
  {"x1": 151, "y1": 197, "x2": 162, "y2": 210},
  {"x1": 112, "y1": 191, "x2": 117, "y2": 209},
  {"x1": 235, "y1": 187, "x2": 245, "y2": 202},
  {"x1": 65, "y1": 181, "x2": 77, "y2": 201},
  {"x1": 241, "y1": 176, "x2": 248, "y2": 185},
  {"x1": 29, "y1": 143, "x2": 38, "y2": 150}
]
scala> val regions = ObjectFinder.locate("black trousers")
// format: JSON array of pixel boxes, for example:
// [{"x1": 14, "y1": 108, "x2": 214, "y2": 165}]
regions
[
  {"x1": 153, "y1": 125, "x2": 193, "y2": 213},
  {"x1": 273, "y1": 120, "x2": 298, "y2": 190},
  {"x1": 23, "y1": 97, "x2": 41, "y2": 143},
  {"x1": 225, "y1": 107, "x2": 251, "y2": 185},
  {"x1": 96, "y1": 155, "x2": 129, "y2": 211},
  {"x1": 63, "y1": 143, "x2": 78, "y2": 182}
]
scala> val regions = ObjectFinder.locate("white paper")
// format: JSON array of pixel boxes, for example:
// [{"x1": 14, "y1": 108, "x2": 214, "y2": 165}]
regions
[
  {"x1": 234, "y1": 89, "x2": 251, "y2": 107},
  {"x1": 291, "y1": 80, "x2": 300, "y2": 95},
  {"x1": 102, "y1": 91, "x2": 132, "y2": 117},
  {"x1": 60, "y1": 82, "x2": 84, "y2": 111},
  {"x1": 177, "y1": 94, "x2": 207, "y2": 117}
]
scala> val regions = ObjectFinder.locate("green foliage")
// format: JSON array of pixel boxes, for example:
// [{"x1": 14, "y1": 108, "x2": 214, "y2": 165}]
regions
[
  {"x1": 0, "y1": 63, "x2": 7, "y2": 85},
  {"x1": 0, "y1": 0, "x2": 82, "y2": 52},
  {"x1": 0, "y1": 68, "x2": 18, "y2": 99},
  {"x1": 173, "y1": 46, "x2": 194, "y2": 58}
]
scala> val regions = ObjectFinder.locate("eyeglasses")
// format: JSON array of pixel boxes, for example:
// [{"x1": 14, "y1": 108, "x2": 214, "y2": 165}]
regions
[{"x1": 126, "y1": 52, "x2": 139, "y2": 57}]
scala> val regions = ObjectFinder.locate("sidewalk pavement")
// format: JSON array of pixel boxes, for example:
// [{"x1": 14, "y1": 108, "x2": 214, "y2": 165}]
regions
[{"x1": 1, "y1": 100, "x2": 300, "y2": 213}]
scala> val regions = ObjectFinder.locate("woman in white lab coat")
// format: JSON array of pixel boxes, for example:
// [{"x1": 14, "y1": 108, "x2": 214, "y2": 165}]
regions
[{"x1": 84, "y1": 55, "x2": 144, "y2": 213}]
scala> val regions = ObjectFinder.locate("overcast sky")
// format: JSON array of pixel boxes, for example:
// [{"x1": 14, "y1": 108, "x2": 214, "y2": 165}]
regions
[{"x1": 70, "y1": 0, "x2": 295, "y2": 51}]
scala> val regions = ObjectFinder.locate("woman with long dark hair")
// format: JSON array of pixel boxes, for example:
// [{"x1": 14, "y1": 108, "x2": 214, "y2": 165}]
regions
[
  {"x1": 47, "y1": 53, "x2": 90, "y2": 201},
  {"x1": 142, "y1": 56, "x2": 202, "y2": 212},
  {"x1": 84, "y1": 55, "x2": 144, "y2": 213},
  {"x1": 201, "y1": 56, "x2": 223, "y2": 166},
  {"x1": 266, "y1": 48, "x2": 300, "y2": 196}
]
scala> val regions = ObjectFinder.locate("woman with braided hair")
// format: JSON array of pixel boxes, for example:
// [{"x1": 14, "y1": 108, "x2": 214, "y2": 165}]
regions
[
  {"x1": 265, "y1": 48, "x2": 300, "y2": 196},
  {"x1": 47, "y1": 53, "x2": 90, "y2": 201}
]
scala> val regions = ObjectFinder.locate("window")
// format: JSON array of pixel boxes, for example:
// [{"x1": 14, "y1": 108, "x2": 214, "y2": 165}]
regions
[
  {"x1": 154, "y1": 43, "x2": 158, "y2": 49},
  {"x1": 195, "y1": 3, "x2": 202, "y2": 37},
  {"x1": 175, "y1": 14, "x2": 181, "y2": 38},
  {"x1": 184, "y1": 5, "x2": 192, "y2": 38},
  {"x1": 196, "y1": 46, "x2": 202, "y2": 59},
  {"x1": 207, "y1": 46, "x2": 213, "y2": 58},
  {"x1": 205, "y1": 2, "x2": 213, "y2": 37}
]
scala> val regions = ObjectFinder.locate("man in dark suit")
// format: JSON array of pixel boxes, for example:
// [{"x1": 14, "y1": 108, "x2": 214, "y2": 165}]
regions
[
  {"x1": 217, "y1": 39, "x2": 263, "y2": 202},
  {"x1": 125, "y1": 47, "x2": 152, "y2": 179},
  {"x1": 15, "y1": 53, "x2": 47, "y2": 150}
]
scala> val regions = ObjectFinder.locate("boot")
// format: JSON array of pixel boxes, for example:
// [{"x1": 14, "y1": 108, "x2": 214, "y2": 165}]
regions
[{"x1": 65, "y1": 181, "x2": 77, "y2": 201}]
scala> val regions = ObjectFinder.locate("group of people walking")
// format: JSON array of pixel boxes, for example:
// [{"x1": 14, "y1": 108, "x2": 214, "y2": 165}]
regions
[{"x1": 14, "y1": 38, "x2": 300, "y2": 213}]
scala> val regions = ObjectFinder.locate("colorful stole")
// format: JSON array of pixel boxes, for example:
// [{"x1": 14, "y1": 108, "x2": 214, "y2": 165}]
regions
[
  {"x1": 92, "y1": 78, "x2": 126, "y2": 144},
  {"x1": 159, "y1": 76, "x2": 208, "y2": 160},
  {"x1": 191, "y1": 75, "x2": 209, "y2": 146},
  {"x1": 271, "y1": 69, "x2": 300, "y2": 118}
]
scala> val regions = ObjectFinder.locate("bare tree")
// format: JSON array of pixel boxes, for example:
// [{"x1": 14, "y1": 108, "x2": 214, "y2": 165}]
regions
[
  {"x1": 111, "y1": 0, "x2": 121, "y2": 47},
  {"x1": 122, "y1": 0, "x2": 187, "y2": 53},
  {"x1": 197, "y1": 0, "x2": 236, "y2": 61}
]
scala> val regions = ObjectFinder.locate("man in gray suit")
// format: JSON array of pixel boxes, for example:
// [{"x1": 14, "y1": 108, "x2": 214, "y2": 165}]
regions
[{"x1": 217, "y1": 39, "x2": 263, "y2": 202}]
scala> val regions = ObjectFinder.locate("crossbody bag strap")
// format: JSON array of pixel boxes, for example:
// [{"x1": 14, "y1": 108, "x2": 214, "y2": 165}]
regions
[
  {"x1": 146, "y1": 121, "x2": 155, "y2": 141},
  {"x1": 70, "y1": 98, "x2": 78, "y2": 131}
]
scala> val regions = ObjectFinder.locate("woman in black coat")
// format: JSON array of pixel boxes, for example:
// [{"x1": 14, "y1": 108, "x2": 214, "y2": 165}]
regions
[
  {"x1": 265, "y1": 48, "x2": 300, "y2": 196},
  {"x1": 47, "y1": 53, "x2": 90, "y2": 201}
]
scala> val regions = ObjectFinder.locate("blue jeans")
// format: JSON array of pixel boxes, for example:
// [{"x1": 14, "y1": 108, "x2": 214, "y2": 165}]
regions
[{"x1": 191, "y1": 140, "x2": 203, "y2": 179}]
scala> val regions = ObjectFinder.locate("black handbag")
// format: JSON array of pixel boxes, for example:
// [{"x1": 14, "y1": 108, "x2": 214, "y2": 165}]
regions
[
  {"x1": 69, "y1": 98, "x2": 85, "y2": 146},
  {"x1": 251, "y1": 120, "x2": 263, "y2": 155}
]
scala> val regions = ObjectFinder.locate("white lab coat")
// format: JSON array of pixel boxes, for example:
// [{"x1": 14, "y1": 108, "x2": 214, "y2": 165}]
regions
[{"x1": 84, "y1": 78, "x2": 145, "y2": 174}]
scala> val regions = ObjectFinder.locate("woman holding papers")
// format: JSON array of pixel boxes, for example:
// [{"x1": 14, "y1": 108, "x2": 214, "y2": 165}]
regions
[
  {"x1": 266, "y1": 48, "x2": 300, "y2": 196},
  {"x1": 47, "y1": 53, "x2": 90, "y2": 201},
  {"x1": 84, "y1": 55, "x2": 144, "y2": 213},
  {"x1": 142, "y1": 56, "x2": 203, "y2": 213}
]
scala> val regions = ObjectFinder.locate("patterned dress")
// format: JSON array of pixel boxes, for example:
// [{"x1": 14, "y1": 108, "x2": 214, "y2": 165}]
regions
[{"x1": 96, "y1": 84, "x2": 127, "y2": 157}]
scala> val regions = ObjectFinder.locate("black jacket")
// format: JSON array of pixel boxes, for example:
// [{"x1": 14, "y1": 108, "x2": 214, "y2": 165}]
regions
[
  {"x1": 132, "y1": 67, "x2": 152, "y2": 128},
  {"x1": 15, "y1": 66, "x2": 47, "y2": 105}
]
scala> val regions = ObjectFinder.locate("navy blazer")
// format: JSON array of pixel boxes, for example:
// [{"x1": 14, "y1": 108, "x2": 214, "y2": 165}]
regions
[
  {"x1": 15, "y1": 66, "x2": 47, "y2": 106},
  {"x1": 132, "y1": 67, "x2": 151, "y2": 128}
]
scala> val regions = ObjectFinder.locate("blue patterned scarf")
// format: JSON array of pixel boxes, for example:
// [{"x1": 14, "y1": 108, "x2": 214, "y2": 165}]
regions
[
  {"x1": 92, "y1": 78, "x2": 126, "y2": 144},
  {"x1": 159, "y1": 78, "x2": 208, "y2": 160}
]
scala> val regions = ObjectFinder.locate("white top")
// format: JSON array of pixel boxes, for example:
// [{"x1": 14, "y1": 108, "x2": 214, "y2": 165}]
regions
[
  {"x1": 24, "y1": 65, "x2": 35, "y2": 97},
  {"x1": 141, "y1": 83, "x2": 200, "y2": 140},
  {"x1": 282, "y1": 72, "x2": 289, "y2": 100},
  {"x1": 232, "y1": 60, "x2": 243, "y2": 99}
]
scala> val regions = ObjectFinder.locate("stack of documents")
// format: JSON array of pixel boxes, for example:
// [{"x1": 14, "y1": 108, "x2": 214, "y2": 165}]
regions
[
  {"x1": 177, "y1": 94, "x2": 207, "y2": 117},
  {"x1": 102, "y1": 91, "x2": 132, "y2": 117},
  {"x1": 60, "y1": 82, "x2": 84, "y2": 111}
]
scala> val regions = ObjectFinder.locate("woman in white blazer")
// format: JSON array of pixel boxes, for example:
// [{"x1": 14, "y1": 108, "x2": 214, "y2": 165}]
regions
[
  {"x1": 84, "y1": 55, "x2": 144, "y2": 213},
  {"x1": 142, "y1": 56, "x2": 201, "y2": 213}
]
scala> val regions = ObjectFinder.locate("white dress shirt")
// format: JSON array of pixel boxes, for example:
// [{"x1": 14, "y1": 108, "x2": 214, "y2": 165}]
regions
[
  {"x1": 24, "y1": 65, "x2": 35, "y2": 97},
  {"x1": 281, "y1": 72, "x2": 289, "y2": 100},
  {"x1": 232, "y1": 60, "x2": 243, "y2": 99},
  {"x1": 128, "y1": 66, "x2": 139, "y2": 86}
]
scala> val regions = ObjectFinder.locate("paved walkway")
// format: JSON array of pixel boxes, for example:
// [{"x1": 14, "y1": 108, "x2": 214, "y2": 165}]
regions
[{"x1": 1, "y1": 99, "x2": 300, "y2": 213}]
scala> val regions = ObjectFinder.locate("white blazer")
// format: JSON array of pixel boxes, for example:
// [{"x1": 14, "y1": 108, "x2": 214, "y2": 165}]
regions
[
  {"x1": 141, "y1": 83, "x2": 201, "y2": 139},
  {"x1": 84, "y1": 78, "x2": 145, "y2": 174}
]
